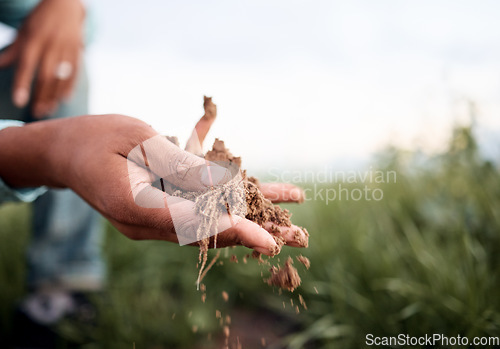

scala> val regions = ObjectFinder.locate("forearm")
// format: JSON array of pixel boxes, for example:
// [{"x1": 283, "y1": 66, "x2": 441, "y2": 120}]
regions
[{"x1": 0, "y1": 121, "x2": 63, "y2": 188}]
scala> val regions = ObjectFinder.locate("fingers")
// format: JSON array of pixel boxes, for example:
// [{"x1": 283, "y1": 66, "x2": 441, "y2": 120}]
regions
[
  {"x1": 12, "y1": 39, "x2": 41, "y2": 109},
  {"x1": 263, "y1": 222, "x2": 309, "y2": 248},
  {"x1": 32, "y1": 45, "x2": 79, "y2": 118},
  {"x1": 259, "y1": 183, "x2": 305, "y2": 203},
  {"x1": 185, "y1": 96, "x2": 217, "y2": 155},
  {"x1": 115, "y1": 160, "x2": 306, "y2": 254},
  {"x1": 46, "y1": 48, "x2": 80, "y2": 114},
  {"x1": 213, "y1": 219, "x2": 279, "y2": 255},
  {"x1": 32, "y1": 54, "x2": 54, "y2": 118},
  {"x1": 59, "y1": 50, "x2": 80, "y2": 100},
  {"x1": 0, "y1": 40, "x2": 20, "y2": 68}
]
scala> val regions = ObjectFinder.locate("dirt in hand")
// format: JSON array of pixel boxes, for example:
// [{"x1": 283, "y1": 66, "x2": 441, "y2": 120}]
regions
[
  {"x1": 204, "y1": 138, "x2": 308, "y2": 291},
  {"x1": 205, "y1": 139, "x2": 292, "y2": 229},
  {"x1": 205, "y1": 139, "x2": 242, "y2": 168},
  {"x1": 244, "y1": 180, "x2": 292, "y2": 228}
]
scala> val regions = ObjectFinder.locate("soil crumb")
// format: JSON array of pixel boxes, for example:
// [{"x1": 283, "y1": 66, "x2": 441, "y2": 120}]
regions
[
  {"x1": 266, "y1": 257, "x2": 301, "y2": 292},
  {"x1": 205, "y1": 139, "x2": 242, "y2": 168},
  {"x1": 296, "y1": 255, "x2": 311, "y2": 269},
  {"x1": 222, "y1": 291, "x2": 229, "y2": 302},
  {"x1": 299, "y1": 294, "x2": 307, "y2": 310}
]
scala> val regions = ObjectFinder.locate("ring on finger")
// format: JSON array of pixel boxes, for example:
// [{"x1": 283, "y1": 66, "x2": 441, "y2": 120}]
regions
[{"x1": 54, "y1": 61, "x2": 73, "y2": 80}]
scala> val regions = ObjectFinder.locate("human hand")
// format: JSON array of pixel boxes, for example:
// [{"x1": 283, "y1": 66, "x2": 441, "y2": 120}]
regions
[
  {"x1": 0, "y1": 0, "x2": 85, "y2": 118},
  {"x1": 0, "y1": 114, "x2": 307, "y2": 255}
]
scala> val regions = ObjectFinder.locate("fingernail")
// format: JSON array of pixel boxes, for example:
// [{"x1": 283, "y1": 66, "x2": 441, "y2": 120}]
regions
[
  {"x1": 13, "y1": 88, "x2": 28, "y2": 108},
  {"x1": 254, "y1": 245, "x2": 277, "y2": 256},
  {"x1": 292, "y1": 187, "x2": 306, "y2": 203},
  {"x1": 201, "y1": 162, "x2": 232, "y2": 187}
]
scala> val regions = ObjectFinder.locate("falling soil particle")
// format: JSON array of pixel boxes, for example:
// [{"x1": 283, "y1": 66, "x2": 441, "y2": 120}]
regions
[
  {"x1": 222, "y1": 291, "x2": 229, "y2": 302},
  {"x1": 296, "y1": 255, "x2": 311, "y2": 269},
  {"x1": 192, "y1": 325, "x2": 198, "y2": 333},
  {"x1": 251, "y1": 251, "x2": 261, "y2": 259},
  {"x1": 201, "y1": 293, "x2": 206, "y2": 303},
  {"x1": 225, "y1": 315, "x2": 231, "y2": 325},
  {"x1": 223, "y1": 326, "x2": 230, "y2": 338},
  {"x1": 261, "y1": 337, "x2": 267, "y2": 346},
  {"x1": 251, "y1": 250, "x2": 266, "y2": 265},
  {"x1": 230, "y1": 255, "x2": 239, "y2": 263},
  {"x1": 299, "y1": 294, "x2": 307, "y2": 310},
  {"x1": 266, "y1": 257, "x2": 301, "y2": 292},
  {"x1": 314, "y1": 286, "x2": 319, "y2": 294},
  {"x1": 216, "y1": 310, "x2": 222, "y2": 319}
]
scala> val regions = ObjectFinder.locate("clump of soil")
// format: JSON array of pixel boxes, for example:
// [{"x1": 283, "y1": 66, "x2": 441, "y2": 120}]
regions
[
  {"x1": 205, "y1": 139, "x2": 242, "y2": 168},
  {"x1": 205, "y1": 139, "x2": 292, "y2": 229},
  {"x1": 244, "y1": 179, "x2": 292, "y2": 227},
  {"x1": 296, "y1": 255, "x2": 311, "y2": 269},
  {"x1": 266, "y1": 257, "x2": 301, "y2": 292}
]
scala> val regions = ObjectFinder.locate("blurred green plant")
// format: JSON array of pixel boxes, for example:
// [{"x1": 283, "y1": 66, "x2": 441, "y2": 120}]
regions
[{"x1": 0, "y1": 123, "x2": 499, "y2": 348}]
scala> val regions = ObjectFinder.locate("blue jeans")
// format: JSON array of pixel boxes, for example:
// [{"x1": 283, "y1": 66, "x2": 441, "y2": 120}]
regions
[{"x1": 0, "y1": 61, "x2": 105, "y2": 291}]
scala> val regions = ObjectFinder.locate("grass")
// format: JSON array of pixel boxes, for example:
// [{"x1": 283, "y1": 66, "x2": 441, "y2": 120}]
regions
[{"x1": 1, "y1": 124, "x2": 499, "y2": 348}]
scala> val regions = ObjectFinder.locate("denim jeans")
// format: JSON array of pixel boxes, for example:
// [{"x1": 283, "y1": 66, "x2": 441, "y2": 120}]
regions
[{"x1": 0, "y1": 61, "x2": 105, "y2": 291}]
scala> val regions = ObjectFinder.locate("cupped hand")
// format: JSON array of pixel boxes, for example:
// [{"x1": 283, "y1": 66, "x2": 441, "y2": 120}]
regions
[
  {"x1": 50, "y1": 114, "x2": 306, "y2": 255},
  {"x1": 0, "y1": 110, "x2": 307, "y2": 255},
  {"x1": 0, "y1": 0, "x2": 85, "y2": 118}
]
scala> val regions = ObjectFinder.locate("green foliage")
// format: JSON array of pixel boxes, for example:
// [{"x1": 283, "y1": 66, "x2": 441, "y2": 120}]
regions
[{"x1": 1, "y1": 124, "x2": 499, "y2": 348}]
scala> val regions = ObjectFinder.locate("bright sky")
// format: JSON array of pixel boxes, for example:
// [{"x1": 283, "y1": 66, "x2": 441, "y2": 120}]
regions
[{"x1": 3, "y1": 0, "x2": 500, "y2": 171}]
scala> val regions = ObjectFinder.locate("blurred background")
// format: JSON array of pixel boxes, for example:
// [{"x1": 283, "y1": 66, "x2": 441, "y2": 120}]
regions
[
  {"x1": 84, "y1": 0, "x2": 500, "y2": 171},
  {"x1": 1, "y1": 0, "x2": 500, "y2": 348}
]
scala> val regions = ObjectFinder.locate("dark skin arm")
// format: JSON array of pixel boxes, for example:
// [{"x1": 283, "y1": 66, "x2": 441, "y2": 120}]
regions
[{"x1": 0, "y1": 115, "x2": 307, "y2": 255}]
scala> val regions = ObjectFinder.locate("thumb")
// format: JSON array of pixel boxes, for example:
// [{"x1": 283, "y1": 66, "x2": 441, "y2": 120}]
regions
[{"x1": 0, "y1": 40, "x2": 20, "y2": 68}]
